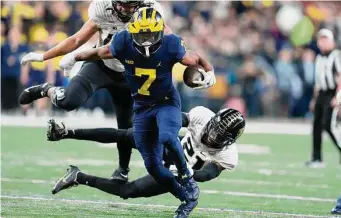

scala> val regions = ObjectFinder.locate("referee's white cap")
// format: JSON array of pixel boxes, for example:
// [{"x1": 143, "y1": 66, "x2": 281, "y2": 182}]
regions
[{"x1": 317, "y1": 28, "x2": 334, "y2": 41}]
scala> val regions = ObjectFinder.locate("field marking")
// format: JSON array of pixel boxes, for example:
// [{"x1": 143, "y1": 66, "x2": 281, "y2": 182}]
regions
[
  {"x1": 1, "y1": 177, "x2": 329, "y2": 190},
  {"x1": 0, "y1": 178, "x2": 335, "y2": 203},
  {"x1": 1, "y1": 114, "x2": 314, "y2": 135},
  {"x1": 1, "y1": 195, "x2": 331, "y2": 218},
  {"x1": 215, "y1": 178, "x2": 329, "y2": 189}
]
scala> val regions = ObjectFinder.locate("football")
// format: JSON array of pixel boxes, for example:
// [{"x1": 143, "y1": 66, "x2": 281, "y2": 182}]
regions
[{"x1": 183, "y1": 65, "x2": 204, "y2": 88}]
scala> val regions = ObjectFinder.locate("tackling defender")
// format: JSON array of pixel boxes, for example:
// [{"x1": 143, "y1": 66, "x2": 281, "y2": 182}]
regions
[
  {"x1": 56, "y1": 7, "x2": 215, "y2": 218},
  {"x1": 18, "y1": 0, "x2": 164, "y2": 182},
  {"x1": 51, "y1": 107, "x2": 245, "y2": 201}
]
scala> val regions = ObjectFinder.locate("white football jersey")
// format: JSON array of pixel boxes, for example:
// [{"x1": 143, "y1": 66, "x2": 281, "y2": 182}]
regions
[
  {"x1": 170, "y1": 106, "x2": 238, "y2": 175},
  {"x1": 88, "y1": 0, "x2": 164, "y2": 72}
]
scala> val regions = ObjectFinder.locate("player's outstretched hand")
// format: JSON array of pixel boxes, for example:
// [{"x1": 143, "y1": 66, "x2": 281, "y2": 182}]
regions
[
  {"x1": 192, "y1": 69, "x2": 216, "y2": 90},
  {"x1": 21, "y1": 52, "x2": 44, "y2": 65},
  {"x1": 59, "y1": 53, "x2": 76, "y2": 77}
]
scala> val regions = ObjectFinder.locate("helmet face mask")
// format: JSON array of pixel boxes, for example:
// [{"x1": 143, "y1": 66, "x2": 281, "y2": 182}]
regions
[
  {"x1": 112, "y1": 0, "x2": 142, "y2": 23},
  {"x1": 128, "y1": 7, "x2": 164, "y2": 58},
  {"x1": 202, "y1": 108, "x2": 245, "y2": 150}
]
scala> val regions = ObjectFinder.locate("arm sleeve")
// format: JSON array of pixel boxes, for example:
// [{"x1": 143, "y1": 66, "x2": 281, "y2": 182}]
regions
[
  {"x1": 193, "y1": 162, "x2": 223, "y2": 182},
  {"x1": 108, "y1": 31, "x2": 126, "y2": 57}
]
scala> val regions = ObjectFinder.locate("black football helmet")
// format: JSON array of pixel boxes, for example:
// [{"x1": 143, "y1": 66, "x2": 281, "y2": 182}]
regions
[
  {"x1": 201, "y1": 108, "x2": 245, "y2": 149},
  {"x1": 111, "y1": 0, "x2": 143, "y2": 23}
]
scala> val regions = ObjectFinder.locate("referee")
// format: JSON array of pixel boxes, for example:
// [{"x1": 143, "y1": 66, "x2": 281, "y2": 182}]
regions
[{"x1": 307, "y1": 29, "x2": 341, "y2": 168}]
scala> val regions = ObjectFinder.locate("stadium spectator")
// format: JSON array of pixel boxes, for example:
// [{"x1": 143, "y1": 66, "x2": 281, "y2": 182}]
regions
[{"x1": 1, "y1": 27, "x2": 29, "y2": 112}]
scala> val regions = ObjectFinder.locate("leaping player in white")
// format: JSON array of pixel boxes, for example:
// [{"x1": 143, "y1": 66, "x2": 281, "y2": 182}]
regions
[{"x1": 18, "y1": 0, "x2": 166, "y2": 182}]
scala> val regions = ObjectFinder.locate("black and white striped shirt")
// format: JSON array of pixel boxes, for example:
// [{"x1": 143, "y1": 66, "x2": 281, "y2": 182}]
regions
[{"x1": 315, "y1": 49, "x2": 341, "y2": 91}]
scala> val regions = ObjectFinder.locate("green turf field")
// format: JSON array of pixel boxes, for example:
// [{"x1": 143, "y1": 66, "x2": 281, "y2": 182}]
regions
[{"x1": 1, "y1": 126, "x2": 340, "y2": 217}]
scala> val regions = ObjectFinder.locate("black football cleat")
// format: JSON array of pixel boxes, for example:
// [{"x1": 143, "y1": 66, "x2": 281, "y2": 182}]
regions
[
  {"x1": 19, "y1": 83, "x2": 52, "y2": 105},
  {"x1": 331, "y1": 208, "x2": 341, "y2": 215},
  {"x1": 52, "y1": 165, "x2": 80, "y2": 194},
  {"x1": 174, "y1": 200, "x2": 198, "y2": 218},
  {"x1": 180, "y1": 176, "x2": 200, "y2": 202},
  {"x1": 331, "y1": 195, "x2": 341, "y2": 215},
  {"x1": 110, "y1": 167, "x2": 129, "y2": 183},
  {"x1": 47, "y1": 119, "x2": 68, "y2": 141}
]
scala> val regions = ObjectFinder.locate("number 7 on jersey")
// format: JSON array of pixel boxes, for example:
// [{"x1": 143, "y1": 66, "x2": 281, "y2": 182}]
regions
[{"x1": 135, "y1": 68, "x2": 156, "y2": 96}]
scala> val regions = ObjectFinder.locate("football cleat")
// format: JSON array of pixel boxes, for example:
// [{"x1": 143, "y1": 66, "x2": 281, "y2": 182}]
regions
[
  {"x1": 19, "y1": 83, "x2": 52, "y2": 105},
  {"x1": 180, "y1": 176, "x2": 200, "y2": 202},
  {"x1": 331, "y1": 195, "x2": 341, "y2": 215},
  {"x1": 47, "y1": 119, "x2": 68, "y2": 141},
  {"x1": 52, "y1": 165, "x2": 80, "y2": 194},
  {"x1": 331, "y1": 208, "x2": 341, "y2": 215},
  {"x1": 306, "y1": 160, "x2": 326, "y2": 169},
  {"x1": 110, "y1": 167, "x2": 129, "y2": 183},
  {"x1": 174, "y1": 200, "x2": 198, "y2": 218}
]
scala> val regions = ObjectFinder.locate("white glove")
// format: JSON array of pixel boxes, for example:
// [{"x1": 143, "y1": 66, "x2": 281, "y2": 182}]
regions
[
  {"x1": 21, "y1": 52, "x2": 44, "y2": 65},
  {"x1": 192, "y1": 69, "x2": 216, "y2": 90},
  {"x1": 337, "y1": 90, "x2": 341, "y2": 106},
  {"x1": 59, "y1": 53, "x2": 76, "y2": 77}
]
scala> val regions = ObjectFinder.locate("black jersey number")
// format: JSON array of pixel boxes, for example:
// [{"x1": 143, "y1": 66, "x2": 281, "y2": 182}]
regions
[
  {"x1": 182, "y1": 136, "x2": 206, "y2": 170},
  {"x1": 183, "y1": 136, "x2": 194, "y2": 161},
  {"x1": 103, "y1": 34, "x2": 114, "y2": 45}
]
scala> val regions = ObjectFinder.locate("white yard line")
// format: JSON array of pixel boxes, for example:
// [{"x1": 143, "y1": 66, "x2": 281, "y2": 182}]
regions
[
  {"x1": 1, "y1": 195, "x2": 330, "y2": 218},
  {"x1": 215, "y1": 178, "x2": 329, "y2": 189},
  {"x1": 0, "y1": 178, "x2": 335, "y2": 203}
]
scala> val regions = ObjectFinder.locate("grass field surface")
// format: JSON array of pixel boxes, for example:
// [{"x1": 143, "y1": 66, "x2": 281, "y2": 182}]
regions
[{"x1": 1, "y1": 125, "x2": 340, "y2": 217}]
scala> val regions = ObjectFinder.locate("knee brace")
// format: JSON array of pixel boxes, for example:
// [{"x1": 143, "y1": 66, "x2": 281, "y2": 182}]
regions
[
  {"x1": 50, "y1": 86, "x2": 80, "y2": 112},
  {"x1": 50, "y1": 87, "x2": 66, "y2": 106}
]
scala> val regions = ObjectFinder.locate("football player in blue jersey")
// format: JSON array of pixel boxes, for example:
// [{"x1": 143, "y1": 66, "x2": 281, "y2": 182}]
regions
[{"x1": 55, "y1": 7, "x2": 215, "y2": 218}]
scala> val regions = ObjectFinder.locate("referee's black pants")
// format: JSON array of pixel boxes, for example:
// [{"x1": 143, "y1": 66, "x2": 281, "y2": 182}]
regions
[
  {"x1": 54, "y1": 60, "x2": 133, "y2": 170},
  {"x1": 312, "y1": 90, "x2": 341, "y2": 162}
]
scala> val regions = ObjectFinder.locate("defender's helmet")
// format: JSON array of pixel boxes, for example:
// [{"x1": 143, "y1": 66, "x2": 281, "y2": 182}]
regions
[
  {"x1": 128, "y1": 7, "x2": 164, "y2": 57},
  {"x1": 111, "y1": 0, "x2": 142, "y2": 23},
  {"x1": 201, "y1": 108, "x2": 245, "y2": 149}
]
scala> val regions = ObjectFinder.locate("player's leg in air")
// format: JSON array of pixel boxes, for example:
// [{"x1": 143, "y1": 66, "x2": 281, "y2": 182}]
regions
[
  {"x1": 52, "y1": 165, "x2": 169, "y2": 198},
  {"x1": 19, "y1": 61, "x2": 134, "y2": 181},
  {"x1": 331, "y1": 194, "x2": 341, "y2": 214},
  {"x1": 47, "y1": 119, "x2": 136, "y2": 147}
]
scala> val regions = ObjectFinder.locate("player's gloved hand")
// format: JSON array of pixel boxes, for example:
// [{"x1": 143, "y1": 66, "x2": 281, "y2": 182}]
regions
[
  {"x1": 21, "y1": 52, "x2": 44, "y2": 65},
  {"x1": 193, "y1": 69, "x2": 216, "y2": 90},
  {"x1": 60, "y1": 53, "x2": 76, "y2": 77}
]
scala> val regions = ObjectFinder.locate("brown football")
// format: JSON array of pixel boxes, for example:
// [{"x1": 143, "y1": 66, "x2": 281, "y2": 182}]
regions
[{"x1": 183, "y1": 65, "x2": 204, "y2": 88}]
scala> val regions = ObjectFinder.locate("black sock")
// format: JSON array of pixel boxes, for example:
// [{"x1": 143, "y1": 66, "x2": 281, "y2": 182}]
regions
[
  {"x1": 76, "y1": 172, "x2": 136, "y2": 199},
  {"x1": 65, "y1": 128, "x2": 129, "y2": 144},
  {"x1": 76, "y1": 172, "x2": 97, "y2": 186}
]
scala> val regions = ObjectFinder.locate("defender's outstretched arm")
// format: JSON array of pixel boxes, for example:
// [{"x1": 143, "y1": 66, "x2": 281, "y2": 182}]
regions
[
  {"x1": 21, "y1": 20, "x2": 99, "y2": 65},
  {"x1": 75, "y1": 44, "x2": 114, "y2": 61}
]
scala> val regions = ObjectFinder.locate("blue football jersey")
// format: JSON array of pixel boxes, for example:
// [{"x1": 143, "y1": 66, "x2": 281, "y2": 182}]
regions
[{"x1": 109, "y1": 30, "x2": 186, "y2": 108}]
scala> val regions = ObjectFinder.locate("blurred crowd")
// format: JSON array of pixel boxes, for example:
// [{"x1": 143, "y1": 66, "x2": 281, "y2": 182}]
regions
[{"x1": 1, "y1": 1, "x2": 341, "y2": 118}]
